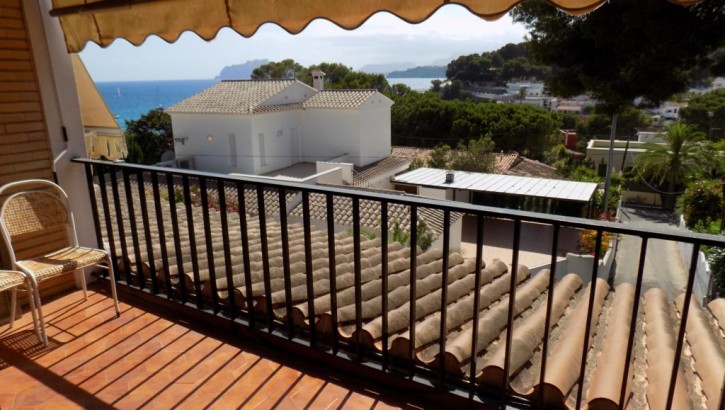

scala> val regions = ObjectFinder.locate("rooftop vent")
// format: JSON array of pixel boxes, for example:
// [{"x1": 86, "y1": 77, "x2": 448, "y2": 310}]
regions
[{"x1": 445, "y1": 171, "x2": 455, "y2": 183}]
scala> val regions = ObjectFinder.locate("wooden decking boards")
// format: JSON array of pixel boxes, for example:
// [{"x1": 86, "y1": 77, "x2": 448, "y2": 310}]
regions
[{"x1": 94, "y1": 180, "x2": 725, "y2": 409}]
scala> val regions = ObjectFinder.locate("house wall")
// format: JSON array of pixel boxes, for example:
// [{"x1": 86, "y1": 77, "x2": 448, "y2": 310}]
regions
[
  {"x1": 0, "y1": 0, "x2": 94, "y2": 320},
  {"x1": 301, "y1": 109, "x2": 360, "y2": 165},
  {"x1": 358, "y1": 98, "x2": 392, "y2": 167},
  {"x1": 250, "y1": 110, "x2": 302, "y2": 174},
  {"x1": 171, "y1": 113, "x2": 253, "y2": 174}
]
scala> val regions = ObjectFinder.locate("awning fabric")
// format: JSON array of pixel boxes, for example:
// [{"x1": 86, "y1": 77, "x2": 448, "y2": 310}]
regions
[
  {"x1": 70, "y1": 54, "x2": 120, "y2": 129},
  {"x1": 51, "y1": 0, "x2": 704, "y2": 53}
]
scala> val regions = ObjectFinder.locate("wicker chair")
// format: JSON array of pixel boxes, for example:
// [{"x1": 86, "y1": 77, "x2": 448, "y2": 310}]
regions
[
  {"x1": 0, "y1": 179, "x2": 120, "y2": 345},
  {"x1": 1, "y1": 270, "x2": 41, "y2": 339}
]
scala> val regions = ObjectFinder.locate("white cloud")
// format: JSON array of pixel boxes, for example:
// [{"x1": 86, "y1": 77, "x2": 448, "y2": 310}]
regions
[{"x1": 81, "y1": 5, "x2": 528, "y2": 81}]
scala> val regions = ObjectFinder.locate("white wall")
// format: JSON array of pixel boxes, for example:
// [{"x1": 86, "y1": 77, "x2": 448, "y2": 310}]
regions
[
  {"x1": 28, "y1": 0, "x2": 95, "y2": 285},
  {"x1": 317, "y1": 161, "x2": 353, "y2": 184},
  {"x1": 171, "y1": 113, "x2": 252, "y2": 174},
  {"x1": 419, "y1": 186, "x2": 448, "y2": 200},
  {"x1": 260, "y1": 82, "x2": 316, "y2": 106},
  {"x1": 250, "y1": 110, "x2": 302, "y2": 174},
  {"x1": 358, "y1": 98, "x2": 392, "y2": 167},
  {"x1": 302, "y1": 109, "x2": 360, "y2": 165}
]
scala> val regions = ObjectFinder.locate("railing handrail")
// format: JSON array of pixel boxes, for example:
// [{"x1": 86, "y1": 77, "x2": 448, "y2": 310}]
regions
[{"x1": 71, "y1": 157, "x2": 725, "y2": 247}]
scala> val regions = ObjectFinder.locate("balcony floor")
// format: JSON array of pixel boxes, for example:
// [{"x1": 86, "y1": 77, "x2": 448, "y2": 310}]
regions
[{"x1": 0, "y1": 286, "x2": 404, "y2": 410}]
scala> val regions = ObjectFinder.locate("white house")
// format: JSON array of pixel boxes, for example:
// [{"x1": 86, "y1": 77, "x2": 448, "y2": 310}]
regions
[{"x1": 166, "y1": 79, "x2": 393, "y2": 175}]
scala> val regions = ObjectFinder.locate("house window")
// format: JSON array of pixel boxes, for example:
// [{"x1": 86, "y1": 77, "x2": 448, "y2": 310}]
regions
[
  {"x1": 258, "y1": 133, "x2": 267, "y2": 166},
  {"x1": 228, "y1": 134, "x2": 237, "y2": 167}
]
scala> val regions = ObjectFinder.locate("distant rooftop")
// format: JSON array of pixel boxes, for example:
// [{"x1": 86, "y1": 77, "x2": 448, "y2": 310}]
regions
[
  {"x1": 167, "y1": 79, "x2": 304, "y2": 114},
  {"x1": 393, "y1": 167, "x2": 597, "y2": 202},
  {"x1": 303, "y1": 89, "x2": 382, "y2": 110},
  {"x1": 167, "y1": 80, "x2": 386, "y2": 114}
]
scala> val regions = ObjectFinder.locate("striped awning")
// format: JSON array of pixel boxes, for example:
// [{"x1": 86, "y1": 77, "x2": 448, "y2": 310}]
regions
[{"x1": 51, "y1": 0, "x2": 704, "y2": 53}]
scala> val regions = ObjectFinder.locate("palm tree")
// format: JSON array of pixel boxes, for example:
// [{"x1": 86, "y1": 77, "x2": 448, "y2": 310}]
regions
[{"x1": 636, "y1": 122, "x2": 708, "y2": 210}]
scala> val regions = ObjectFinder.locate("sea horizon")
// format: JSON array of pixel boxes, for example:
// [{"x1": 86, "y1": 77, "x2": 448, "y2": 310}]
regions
[{"x1": 97, "y1": 77, "x2": 443, "y2": 128}]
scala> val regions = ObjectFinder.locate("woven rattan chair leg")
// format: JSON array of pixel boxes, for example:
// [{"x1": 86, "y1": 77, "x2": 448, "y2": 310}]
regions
[
  {"x1": 106, "y1": 256, "x2": 120, "y2": 317},
  {"x1": 9, "y1": 287, "x2": 17, "y2": 328}
]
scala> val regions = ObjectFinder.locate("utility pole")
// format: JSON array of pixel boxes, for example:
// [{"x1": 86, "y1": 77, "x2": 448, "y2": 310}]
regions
[
  {"x1": 602, "y1": 114, "x2": 618, "y2": 217},
  {"x1": 708, "y1": 111, "x2": 714, "y2": 140}
]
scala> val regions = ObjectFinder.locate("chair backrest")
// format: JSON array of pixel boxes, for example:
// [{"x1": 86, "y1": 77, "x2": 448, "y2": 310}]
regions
[{"x1": 0, "y1": 180, "x2": 74, "y2": 264}]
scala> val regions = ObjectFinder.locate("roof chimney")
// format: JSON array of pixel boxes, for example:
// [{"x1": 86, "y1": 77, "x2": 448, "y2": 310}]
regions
[{"x1": 311, "y1": 69, "x2": 325, "y2": 91}]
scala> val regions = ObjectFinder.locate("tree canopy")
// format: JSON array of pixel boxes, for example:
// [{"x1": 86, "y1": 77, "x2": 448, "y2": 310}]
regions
[
  {"x1": 251, "y1": 59, "x2": 389, "y2": 92},
  {"x1": 680, "y1": 89, "x2": 725, "y2": 139},
  {"x1": 635, "y1": 122, "x2": 709, "y2": 209},
  {"x1": 446, "y1": 42, "x2": 550, "y2": 84},
  {"x1": 124, "y1": 108, "x2": 173, "y2": 165},
  {"x1": 512, "y1": 0, "x2": 725, "y2": 112},
  {"x1": 390, "y1": 91, "x2": 559, "y2": 158}
]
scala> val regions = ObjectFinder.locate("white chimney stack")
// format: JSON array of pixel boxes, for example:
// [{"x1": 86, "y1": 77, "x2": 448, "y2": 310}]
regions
[{"x1": 311, "y1": 69, "x2": 325, "y2": 91}]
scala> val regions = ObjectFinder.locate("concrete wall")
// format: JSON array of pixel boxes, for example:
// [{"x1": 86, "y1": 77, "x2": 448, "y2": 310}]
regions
[
  {"x1": 317, "y1": 161, "x2": 353, "y2": 184},
  {"x1": 358, "y1": 98, "x2": 392, "y2": 167},
  {"x1": 302, "y1": 109, "x2": 359, "y2": 165},
  {"x1": 250, "y1": 110, "x2": 302, "y2": 174},
  {"x1": 419, "y1": 186, "x2": 448, "y2": 200},
  {"x1": 678, "y1": 216, "x2": 713, "y2": 304},
  {"x1": 171, "y1": 113, "x2": 253, "y2": 174}
]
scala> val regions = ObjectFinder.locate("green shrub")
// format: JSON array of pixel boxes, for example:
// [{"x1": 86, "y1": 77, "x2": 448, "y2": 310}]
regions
[{"x1": 678, "y1": 180, "x2": 723, "y2": 229}]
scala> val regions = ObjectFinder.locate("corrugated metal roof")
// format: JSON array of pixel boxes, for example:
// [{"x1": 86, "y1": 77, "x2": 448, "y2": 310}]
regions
[{"x1": 393, "y1": 167, "x2": 597, "y2": 202}]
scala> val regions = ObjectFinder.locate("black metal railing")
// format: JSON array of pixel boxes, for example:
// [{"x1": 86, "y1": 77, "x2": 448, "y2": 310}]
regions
[{"x1": 74, "y1": 158, "x2": 725, "y2": 410}]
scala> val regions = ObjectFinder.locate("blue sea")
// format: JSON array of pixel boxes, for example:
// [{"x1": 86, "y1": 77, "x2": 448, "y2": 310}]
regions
[
  {"x1": 97, "y1": 79, "x2": 218, "y2": 128},
  {"x1": 96, "y1": 77, "x2": 441, "y2": 128}
]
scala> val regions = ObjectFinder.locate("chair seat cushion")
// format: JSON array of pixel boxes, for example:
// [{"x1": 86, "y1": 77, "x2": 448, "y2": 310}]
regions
[
  {"x1": 17, "y1": 247, "x2": 108, "y2": 282},
  {"x1": 0, "y1": 270, "x2": 25, "y2": 292}
]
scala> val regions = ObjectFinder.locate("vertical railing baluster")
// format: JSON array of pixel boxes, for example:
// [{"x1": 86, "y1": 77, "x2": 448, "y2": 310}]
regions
[
  {"x1": 257, "y1": 184, "x2": 274, "y2": 331},
  {"x1": 122, "y1": 168, "x2": 144, "y2": 289},
  {"x1": 83, "y1": 163, "x2": 104, "y2": 250},
  {"x1": 353, "y1": 197, "x2": 362, "y2": 362},
  {"x1": 137, "y1": 170, "x2": 158, "y2": 294},
  {"x1": 326, "y1": 193, "x2": 339, "y2": 353},
  {"x1": 665, "y1": 242, "x2": 701, "y2": 410},
  {"x1": 303, "y1": 191, "x2": 316, "y2": 347},
  {"x1": 109, "y1": 169, "x2": 131, "y2": 283},
  {"x1": 167, "y1": 172, "x2": 187, "y2": 303},
  {"x1": 279, "y1": 188, "x2": 295, "y2": 337},
  {"x1": 218, "y1": 182, "x2": 236, "y2": 319},
  {"x1": 381, "y1": 200, "x2": 389, "y2": 371},
  {"x1": 236, "y1": 182, "x2": 255, "y2": 326},
  {"x1": 182, "y1": 175, "x2": 203, "y2": 309},
  {"x1": 199, "y1": 177, "x2": 218, "y2": 313},
  {"x1": 575, "y1": 229, "x2": 604, "y2": 410},
  {"x1": 408, "y1": 204, "x2": 418, "y2": 374},
  {"x1": 151, "y1": 171, "x2": 173, "y2": 299},
  {"x1": 618, "y1": 237, "x2": 648, "y2": 409},
  {"x1": 97, "y1": 166, "x2": 119, "y2": 275},
  {"x1": 538, "y1": 224, "x2": 560, "y2": 409},
  {"x1": 468, "y1": 214, "x2": 485, "y2": 402},
  {"x1": 438, "y1": 209, "x2": 451, "y2": 388},
  {"x1": 502, "y1": 219, "x2": 522, "y2": 404}
]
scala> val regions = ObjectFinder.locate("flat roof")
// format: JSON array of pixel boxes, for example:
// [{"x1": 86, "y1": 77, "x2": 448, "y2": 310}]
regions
[{"x1": 392, "y1": 167, "x2": 597, "y2": 202}]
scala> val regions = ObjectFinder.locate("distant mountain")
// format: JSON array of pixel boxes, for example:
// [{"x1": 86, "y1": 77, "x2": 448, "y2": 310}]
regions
[
  {"x1": 358, "y1": 62, "x2": 415, "y2": 75},
  {"x1": 387, "y1": 66, "x2": 446, "y2": 78},
  {"x1": 215, "y1": 59, "x2": 269, "y2": 80}
]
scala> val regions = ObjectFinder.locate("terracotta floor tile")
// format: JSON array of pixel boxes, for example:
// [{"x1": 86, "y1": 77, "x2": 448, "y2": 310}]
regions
[
  {"x1": 0, "y1": 393, "x2": 16, "y2": 409},
  {"x1": 0, "y1": 288, "x2": 401, "y2": 410}
]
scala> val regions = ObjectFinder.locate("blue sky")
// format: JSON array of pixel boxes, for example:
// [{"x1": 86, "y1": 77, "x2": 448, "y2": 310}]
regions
[{"x1": 80, "y1": 5, "x2": 528, "y2": 82}]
